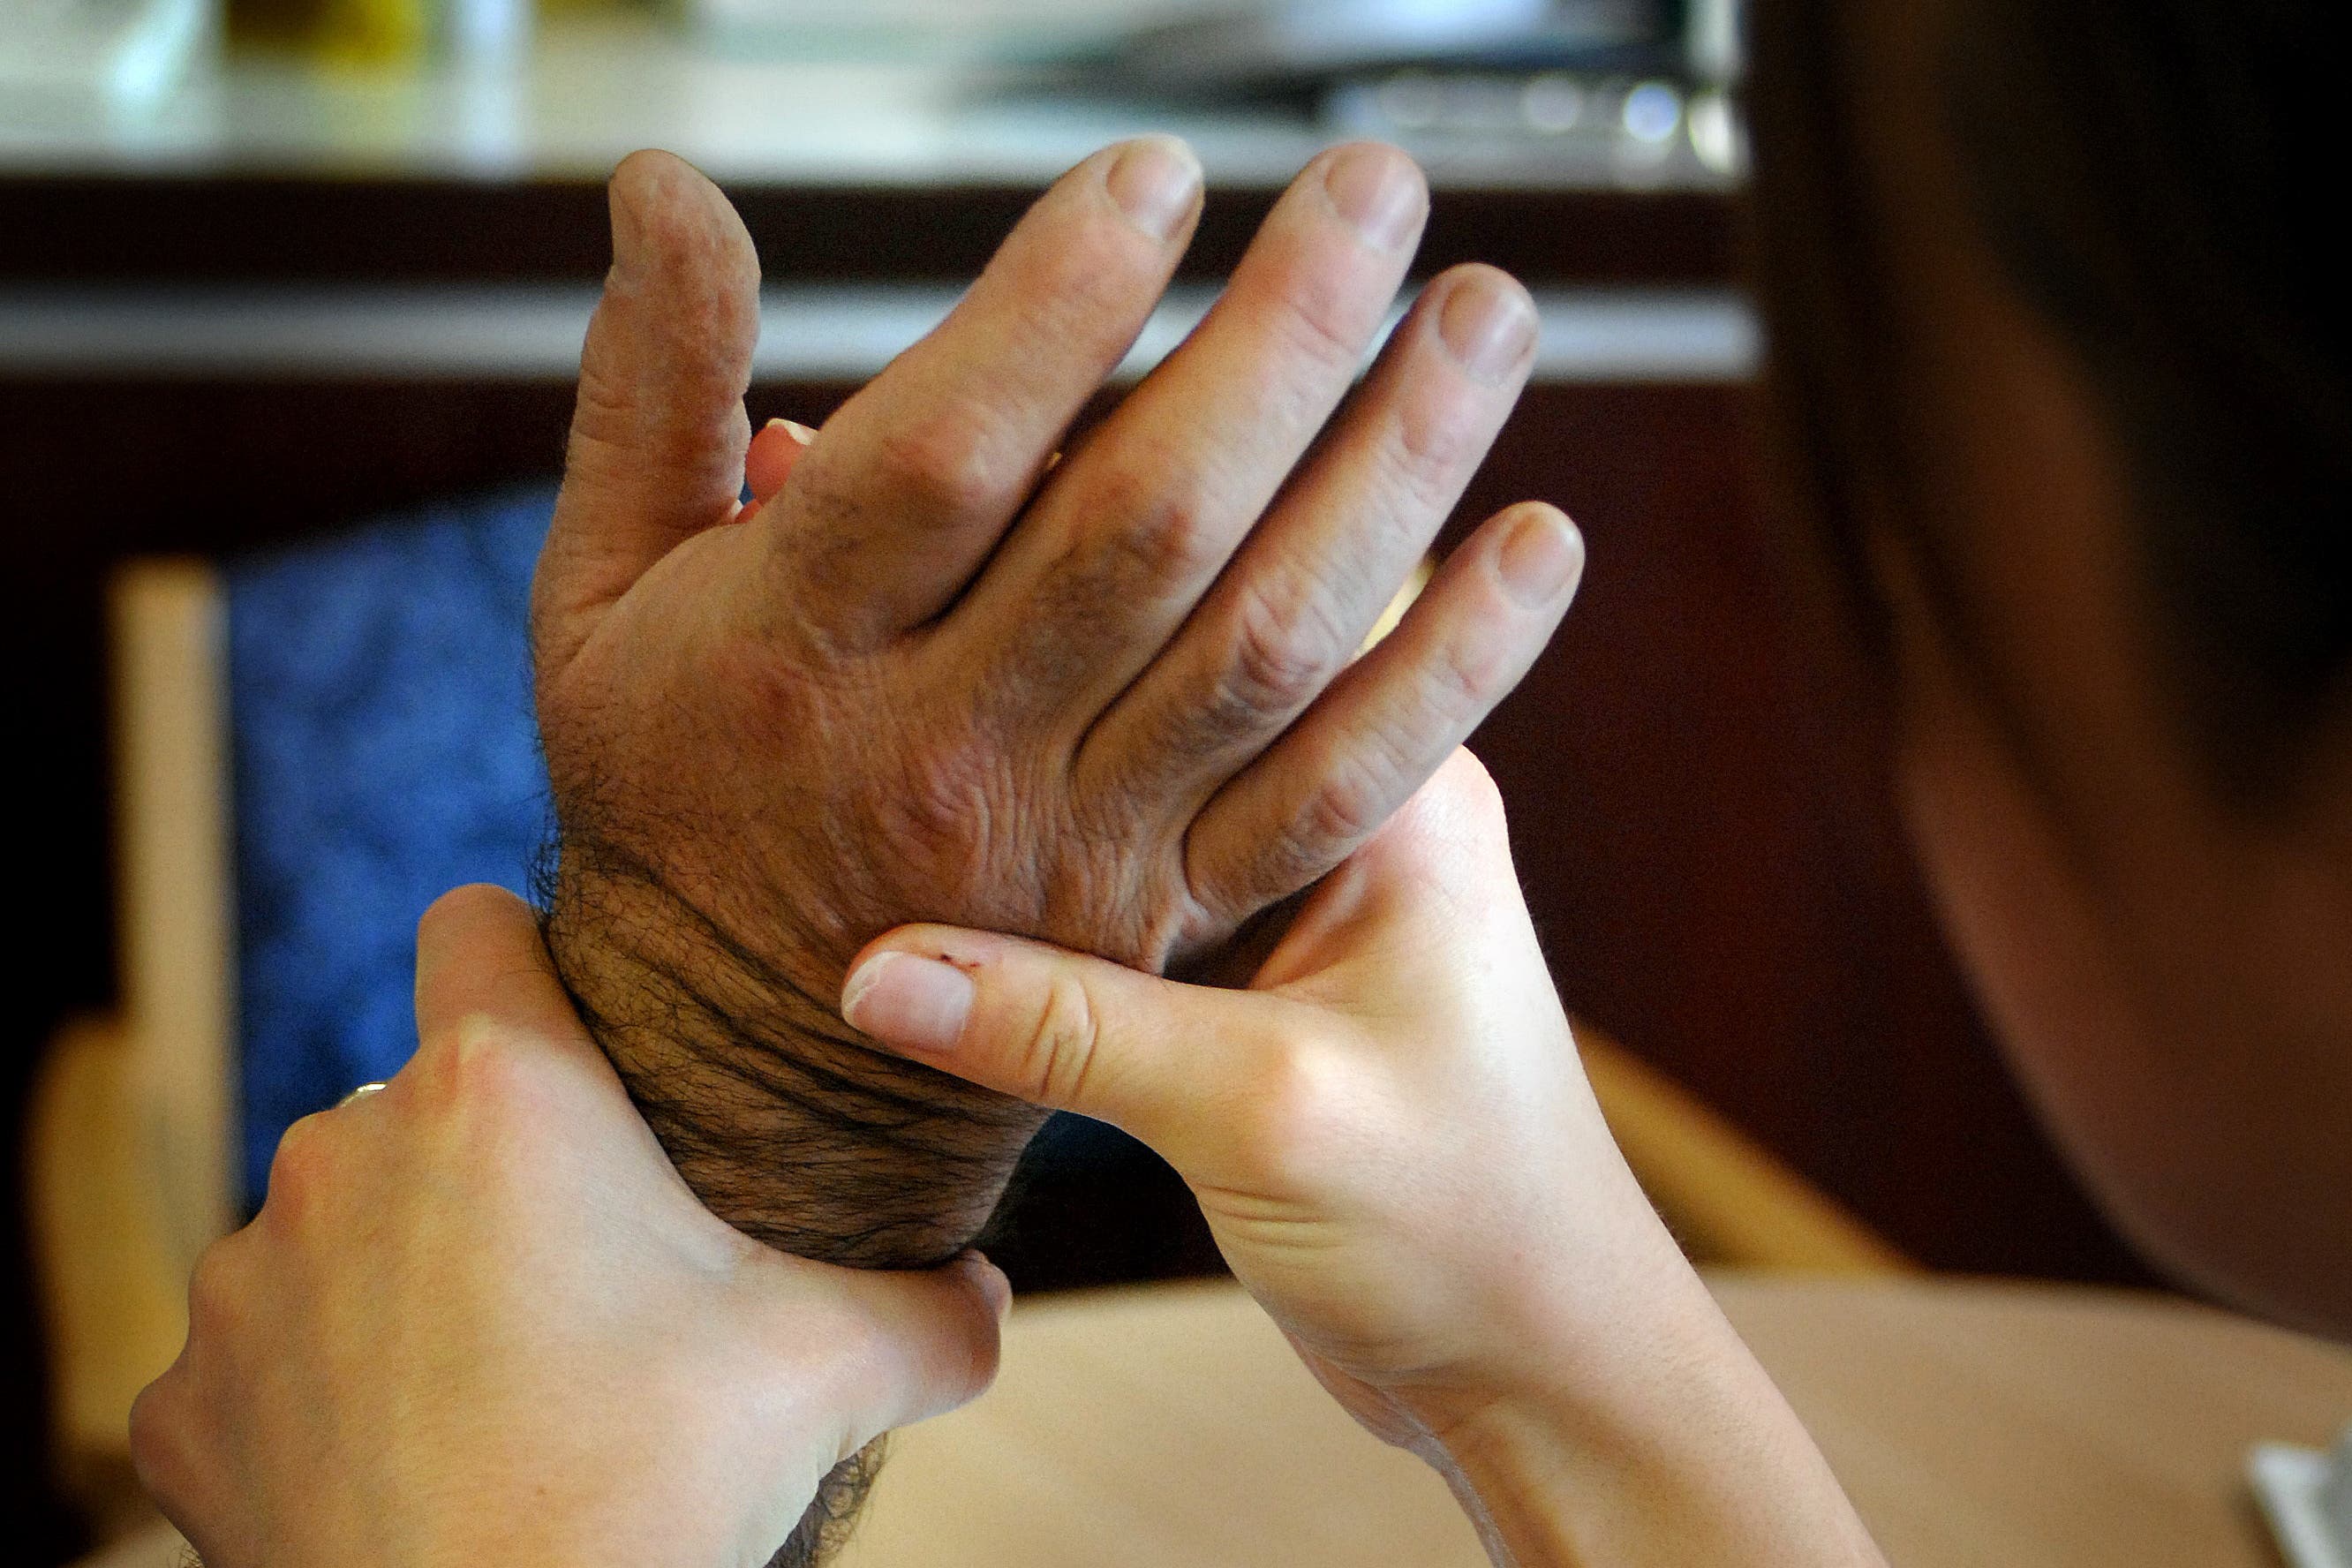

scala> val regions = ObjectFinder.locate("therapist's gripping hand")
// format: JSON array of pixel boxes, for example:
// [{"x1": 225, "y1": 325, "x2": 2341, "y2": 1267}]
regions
[
  {"x1": 531, "y1": 137, "x2": 1579, "y2": 1272},
  {"x1": 837, "y1": 750, "x2": 1649, "y2": 1456},
  {"x1": 840, "y1": 751, "x2": 1889, "y2": 1568},
  {"x1": 129, "y1": 886, "x2": 1006, "y2": 1568}
]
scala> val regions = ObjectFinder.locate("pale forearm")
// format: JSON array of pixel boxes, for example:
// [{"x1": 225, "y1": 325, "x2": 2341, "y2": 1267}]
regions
[{"x1": 1435, "y1": 1292, "x2": 1885, "y2": 1568}]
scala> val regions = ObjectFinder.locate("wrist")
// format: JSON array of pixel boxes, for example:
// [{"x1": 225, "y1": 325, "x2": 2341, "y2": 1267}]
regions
[
  {"x1": 1396, "y1": 1176, "x2": 1716, "y2": 1446},
  {"x1": 542, "y1": 842, "x2": 1044, "y2": 1267},
  {"x1": 1428, "y1": 1282, "x2": 1882, "y2": 1568}
]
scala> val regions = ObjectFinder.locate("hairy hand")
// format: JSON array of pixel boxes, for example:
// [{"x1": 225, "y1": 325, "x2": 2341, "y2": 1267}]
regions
[{"x1": 533, "y1": 138, "x2": 1577, "y2": 1265}]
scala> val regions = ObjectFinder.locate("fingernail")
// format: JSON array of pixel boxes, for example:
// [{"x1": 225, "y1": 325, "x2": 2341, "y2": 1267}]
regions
[
  {"x1": 1439, "y1": 275, "x2": 1536, "y2": 386},
  {"x1": 765, "y1": 418, "x2": 816, "y2": 445},
  {"x1": 1323, "y1": 144, "x2": 1425, "y2": 251},
  {"x1": 1498, "y1": 508, "x2": 1585, "y2": 609},
  {"x1": 1106, "y1": 136, "x2": 1202, "y2": 242},
  {"x1": 842, "y1": 952, "x2": 975, "y2": 1056}
]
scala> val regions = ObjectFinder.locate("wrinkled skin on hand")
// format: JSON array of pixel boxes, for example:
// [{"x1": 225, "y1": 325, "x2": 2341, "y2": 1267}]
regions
[{"x1": 532, "y1": 137, "x2": 1574, "y2": 1268}]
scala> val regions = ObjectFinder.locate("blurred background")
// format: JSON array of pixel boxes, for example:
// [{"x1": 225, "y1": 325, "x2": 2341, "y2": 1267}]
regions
[{"x1": 3, "y1": 0, "x2": 2155, "y2": 1560}]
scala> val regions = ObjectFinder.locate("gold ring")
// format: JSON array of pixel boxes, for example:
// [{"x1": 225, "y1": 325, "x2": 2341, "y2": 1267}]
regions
[{"x1": 336, "y1": 1081, "x2": 389, "y2": 1110}]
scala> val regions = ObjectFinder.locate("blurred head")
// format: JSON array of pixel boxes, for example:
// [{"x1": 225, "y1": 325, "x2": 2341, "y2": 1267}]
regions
[{"x1": 1745, "y1": 0, "x2": 2351, "y2": 1329}]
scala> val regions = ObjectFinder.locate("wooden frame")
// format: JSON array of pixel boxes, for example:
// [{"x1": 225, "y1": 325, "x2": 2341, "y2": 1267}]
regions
[{"x1": 27, "y1": 559, "x2": 233, "y2": 1527}]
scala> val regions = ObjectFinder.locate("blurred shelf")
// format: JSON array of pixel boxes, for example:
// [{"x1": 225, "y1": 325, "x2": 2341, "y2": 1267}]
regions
[{"x1": 0, "y1": 11, "x2": 1733, "y2": 192}]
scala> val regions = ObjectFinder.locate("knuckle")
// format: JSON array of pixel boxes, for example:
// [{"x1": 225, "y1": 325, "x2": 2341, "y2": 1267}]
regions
[
  {"x1": 1430, "y1": 625, "x2": 1506, "y2": 713},
  {"x1": 568, "y1": 361, "x2": 735, "y2": 484},
  {"x1": 1269, "y1": 289, "x2": 1372, "y2": 382},
  {"x1": 262, "y1": 1112, "x2": 335, "y2": 1211},
  {"x1": 414, "y1": 1015, "x2": 521, "y2": 1104},
  {"x1": 185, "y1": 1239, "x2": 243, "y2": 1338},
  {"x1": 565, "y1": 358, "x2": 645, "y2": 457},
  {"x1": 1019, "y1": 971, "x2": 1105, "y2": 1108},
  {"x1": 415, "y1": 1020, "x2": 564, "y2": 1160},
  {"x1": 949, "y1": 1328, "x2": 1002, "y2": 1411},
  {"x1": 126, "y1": 1379, "x2": 190, "y2": 1506},
  {"x1": 949, "y1": 1287, "x2": 1005, "y2": 1398},
  {"x1": 1225, "y1": 1038, "x2": 1346, "y2": 1191},
  {"x1": 448, "y1": 1022, "x2": 539, "y2": 1110},
  {"x1": 871, "y1": 403, "x2": 1008, "y2": 517},
  {"x1": 1390, "y1": 391, "x2": 1479, "y2": 486},
  {"x1": 1220, "y1": 582, "x2": 1348, "y2": 724},
  {"x1": 887, "y1": 735, "x2": 1011, "y2": 864},
  {"x1": 1031, "y1": 236, "x2": 1141, "y2": 330},
  {"x1": 125, "y1": 1383, "x2": 166, "y2": 1469},
  {"x1": 1082, "y1": 463, "x2": 1223, "y2": 590},
  {"x1": 1291, "y1": 750, "x2": 1395, "y2": 868}
]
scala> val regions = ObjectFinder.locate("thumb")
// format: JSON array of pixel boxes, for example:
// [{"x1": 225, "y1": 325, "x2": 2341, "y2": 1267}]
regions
[
  {"x1": 840, "y1": 927, "x2": 1297, "y2": 1167},
  {"x1": 534, "y1": 148, "x2": 761, "y2": 674},
  {"x1": 818, "y1": 1252, "x2": 1011, "y2": 1445}
]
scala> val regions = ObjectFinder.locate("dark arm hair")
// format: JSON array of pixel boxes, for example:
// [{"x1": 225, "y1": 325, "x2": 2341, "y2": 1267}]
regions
[
  {"x1": 531, "y1": 835, "x2": 1044, "y2": 1568},
  {"x1": 1745, "y1": 0, "x2": 2350, "y2": 806}
]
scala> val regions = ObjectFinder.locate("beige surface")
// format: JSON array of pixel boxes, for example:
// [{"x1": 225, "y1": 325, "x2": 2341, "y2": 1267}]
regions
[
  {"x1": 832, "y1": 1275, "x2": 2352, "y2": 1568},
  {"x1": 81, "y1": 1275, "x2": 2352, "y2": 1568},
  {"x1": 836, "y1": 1280, "x2": 1486, "y2": 1568},
  {"x1": 1730, "y1": 1275, "x2": 2352, "y2": 1568}
]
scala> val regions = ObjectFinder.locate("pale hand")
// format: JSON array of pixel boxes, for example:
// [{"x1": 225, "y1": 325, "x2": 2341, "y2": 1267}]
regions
[
  {"x1": 840, "y1": 751, "x2": 1889, "y2": 1568},
  {"x1": 129, "y1": 886, "x2": 1006, "y2": 1568}
]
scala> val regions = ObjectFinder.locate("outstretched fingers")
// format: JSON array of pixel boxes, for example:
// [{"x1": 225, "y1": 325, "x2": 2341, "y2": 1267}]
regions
[{"x1": 1182, "y1": 503, "x2": 1583, "y2": 923}]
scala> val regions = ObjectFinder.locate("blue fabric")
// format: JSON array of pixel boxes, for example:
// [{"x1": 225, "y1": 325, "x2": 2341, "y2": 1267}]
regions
[{"x1": 227, "y1": 487, "x2": 556, "y2": 1207}]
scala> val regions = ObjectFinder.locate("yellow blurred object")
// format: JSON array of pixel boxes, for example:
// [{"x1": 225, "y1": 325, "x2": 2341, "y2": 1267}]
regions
[
  {"x1": 317, "y1": 0, "x2": 431, "y2": 64},
  {"x1": 227, "y1": 0, "x2": 502, "y2": 64}
]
